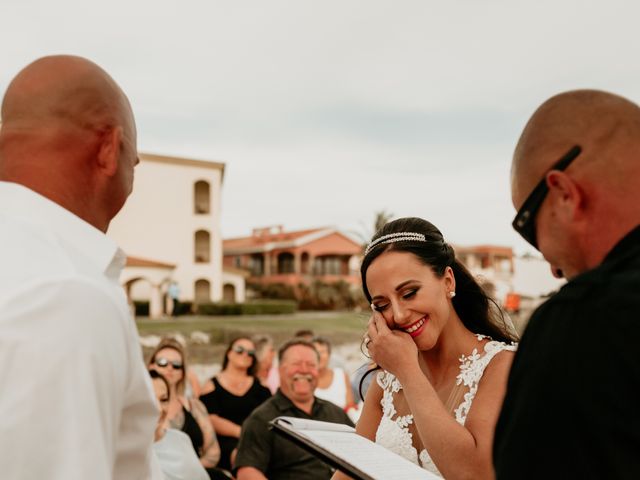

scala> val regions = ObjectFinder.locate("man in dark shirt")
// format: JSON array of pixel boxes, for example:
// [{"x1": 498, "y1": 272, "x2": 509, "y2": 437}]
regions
[
  {"x1": 235, "y1": 339, "x2": 353, "y2": 480},
  {"x1": 494, "y1": 90, "x2": 640, "y2": 478}
]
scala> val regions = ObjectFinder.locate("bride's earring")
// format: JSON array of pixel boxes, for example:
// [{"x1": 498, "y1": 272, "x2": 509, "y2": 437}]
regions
[{"x1": 449, "y1": 291, "x2": 456, "y2": 298}]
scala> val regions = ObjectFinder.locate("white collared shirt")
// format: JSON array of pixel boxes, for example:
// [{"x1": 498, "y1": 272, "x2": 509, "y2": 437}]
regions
[{"x1": 0, "y1": 182, "x2": 159, "y2": 480}]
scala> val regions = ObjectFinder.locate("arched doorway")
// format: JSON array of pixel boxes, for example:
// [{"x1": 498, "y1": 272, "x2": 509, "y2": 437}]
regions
[
  {"x1": 223, "y1": 284, "x2": 236, "y2": 303},
  {"x1": 124, "y1": 277, "x2": 154, "y2": 316},
  {"x1": 301, "y1": 252, "x2": 310, "y2": 274},
  {"x1": 195, "y1": 278, "x2": 211, "y2": 303}
]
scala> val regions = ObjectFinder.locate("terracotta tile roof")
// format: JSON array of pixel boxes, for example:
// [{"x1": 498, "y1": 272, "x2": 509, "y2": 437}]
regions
[
  {"x1": 455, "y1": 245, "x2": 513, "y2": 256},
  {"x1": 223, "y1": 227, "x2": 327, "y2": 250},
  {"x1": 126, "y1": 256, "x2": 175, "y2": 269}
]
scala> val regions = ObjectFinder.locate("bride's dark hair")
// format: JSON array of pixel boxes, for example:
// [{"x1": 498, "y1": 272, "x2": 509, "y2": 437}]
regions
[{"x1": 358, "y1": 217, "x2": 518, "y2": 400}]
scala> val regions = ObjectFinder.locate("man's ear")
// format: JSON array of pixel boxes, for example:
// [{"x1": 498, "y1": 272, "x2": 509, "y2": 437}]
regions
[
  {"x1": 546, "y1": 170, "x2": 585, "y2": 221},
  {"x1": 95, "y1": 126, "x2": 122, "y2": 177}
]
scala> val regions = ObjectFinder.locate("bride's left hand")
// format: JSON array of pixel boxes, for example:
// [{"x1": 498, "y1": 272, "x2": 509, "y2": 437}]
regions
[{"x1": 366, "y1": 311, "x2": 419, "y2": 379}]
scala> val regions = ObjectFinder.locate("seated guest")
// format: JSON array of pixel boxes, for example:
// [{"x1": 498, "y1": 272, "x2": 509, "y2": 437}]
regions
[
  {"x1": 200, "y1": 337, "x2": 271, "y2": 471},
  {"x1": 293, "y1": 329, "x2": 315, "y2": 341},
  {"x1": 235, "y1": 339, "x2": 354, "y2": 480},
  {"x1": 252, "y1": 334, "x2": 279, "y2": 393},
  {"x1": 295, "y1": 329, "x2": 347, "y2": 371},
  {"x1": 150, "y1": 370, "x2": 209, "y2": 480},
  {"x1": 312, "y1": 336, "x2": 355, "y2": 411},
  {"x1": 148, "y1": 338, "x2": 222, "y2": 476}
]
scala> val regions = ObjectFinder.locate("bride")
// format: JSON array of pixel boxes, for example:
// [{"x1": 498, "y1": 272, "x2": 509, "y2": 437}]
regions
[{"x1": 334, "y1": 217, "x2": 517, "y2": 479}]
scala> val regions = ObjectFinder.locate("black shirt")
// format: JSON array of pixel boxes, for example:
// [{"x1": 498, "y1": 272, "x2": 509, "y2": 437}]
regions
[
  {"x1": 200, "y1": 377, "x2": 271, "y2": 470},
  {"x1": 235, "y1": 390, "x2": 354, "y2": 480},
  {"x1": 181, "y1": 405, "x2": 203, "y2": 456},
  {"x1": 494, "y1": 225, "x2": 640, "y2": 479}
]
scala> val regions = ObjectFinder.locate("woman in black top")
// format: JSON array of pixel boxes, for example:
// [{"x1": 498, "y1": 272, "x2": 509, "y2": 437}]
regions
[{"x1": 200, "y1": 336, "x2": 271, "y2": 471}]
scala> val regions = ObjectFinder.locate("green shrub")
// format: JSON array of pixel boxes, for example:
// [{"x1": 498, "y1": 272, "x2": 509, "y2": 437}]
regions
[
  {"x1": 196, "y1": 300, "x2": 297, "y2": 316},
  {"x1": 133, "y1": 300, "x2": 149, "y2": 316},
  {"x1": 246, "y1": 282, "x2": 297, "y2": 300},
  {"x1": 173, "y1": 301, "x2": 194, "y2": 316},
  {"x1": 297, "y1": 280, "x2": 366, "y2": 310}
]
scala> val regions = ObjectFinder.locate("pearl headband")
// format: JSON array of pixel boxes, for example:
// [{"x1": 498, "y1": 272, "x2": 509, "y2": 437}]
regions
[{"x1": 364, "y1": 232, "x2": 426, "y2": 257}]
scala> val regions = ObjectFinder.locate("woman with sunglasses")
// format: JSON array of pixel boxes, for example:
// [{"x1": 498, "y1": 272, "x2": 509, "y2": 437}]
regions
[
  {"x1": 148, "y1": 338, "x2": 222, "y2": 478},
  {"x1": 334, "y1": 217, "x2": 518, "y2": 479},
  {"x1": 199, "y1": 336, "x2": 271, "y2": 471}
]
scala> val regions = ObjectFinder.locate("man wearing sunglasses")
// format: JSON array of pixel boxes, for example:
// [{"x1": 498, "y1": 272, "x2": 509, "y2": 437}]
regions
[{"x1": 494, "y1": 90, "x2": 640, "y2": 479}]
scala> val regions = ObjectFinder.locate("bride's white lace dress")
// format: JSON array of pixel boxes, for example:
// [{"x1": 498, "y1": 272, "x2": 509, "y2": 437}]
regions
[{"x1": 374, "y1": 335, "x2": 517, "y2": 477}]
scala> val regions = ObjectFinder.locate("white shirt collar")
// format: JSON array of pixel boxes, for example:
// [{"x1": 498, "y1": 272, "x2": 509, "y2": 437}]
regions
[{"x1": 0, "y1": 181, "x2": 125, "y2": 282}]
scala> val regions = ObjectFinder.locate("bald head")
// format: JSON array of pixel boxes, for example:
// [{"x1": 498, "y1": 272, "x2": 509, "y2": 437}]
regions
[
  {"x1": 512, "y1": 89, "x2": 640, "y2": 207},
  {"x1": 511, "y1": 89, "x2": 640, "y2": 277},
  {"x1": 0, "y1": 55, "x2": 138, "y2": 231},
  {"x1": 1, "y1": 55, "x2": 132, "y2": 136}
]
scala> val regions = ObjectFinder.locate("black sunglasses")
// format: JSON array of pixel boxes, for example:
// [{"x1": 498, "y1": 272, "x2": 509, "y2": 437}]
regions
[
  {"x1": 512, "y1": 145, "x2": 582, "y2": 249},
  {"x1": 232, "y1": 345, "x2": 256, "y2": 356},
  {"x1": 154, "y1": 357, "x2": 184, "y2": 369}
]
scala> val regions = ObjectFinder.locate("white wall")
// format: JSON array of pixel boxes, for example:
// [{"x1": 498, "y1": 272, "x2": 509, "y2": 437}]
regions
[
  {"x1": 513, "y1": 255, "x2": 565, "y2": 298},
  {"x1": 108, "y1": 154, "x2": 225, "y2": 302},
  {"x1": 222, "y1": 271, "x2": 246, "y2": 302}
]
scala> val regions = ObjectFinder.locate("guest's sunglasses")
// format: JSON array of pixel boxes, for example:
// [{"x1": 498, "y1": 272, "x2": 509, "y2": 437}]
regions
[
  {"x1": 154, "y1": 357, "x2": 184, "y2": 370},
  {"x1": 512, "y1": 145, "x2": 582, "y2": 249},
  {"x1": 232, "y1": 345, "x2": 256, "y2": 356}
]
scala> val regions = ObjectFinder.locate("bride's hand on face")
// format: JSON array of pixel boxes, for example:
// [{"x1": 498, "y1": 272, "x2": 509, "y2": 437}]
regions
[{"x1": 366, "y1": 311, "x2": 419, "y2": 379}]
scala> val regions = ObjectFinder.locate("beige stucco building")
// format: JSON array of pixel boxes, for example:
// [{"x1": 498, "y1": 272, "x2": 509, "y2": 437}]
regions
[
  {"x1": 456, "y1": 245, "x2": 515, "y2": 303},
  {"x1": 108, "y1": 152, "x2": 245, "y2": 317}
]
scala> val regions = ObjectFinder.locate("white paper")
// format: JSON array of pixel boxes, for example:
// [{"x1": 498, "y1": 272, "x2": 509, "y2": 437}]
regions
[
  {"x1": 275, "y1": 416, "x2": 356, "y2": 433},
  {"x1": 274, "y1": 417, "x2": 439, "y2": 480}
]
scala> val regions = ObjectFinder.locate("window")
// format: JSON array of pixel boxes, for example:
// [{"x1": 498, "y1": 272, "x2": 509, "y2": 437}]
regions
[
  {"x1": 277, "y1": 252, "x2": 295, "y2": 274},
  {"x1": 324, "y1": 256, "x2": 342, "y2": 275},
  {"x1": 194, "y1": 181, "x2": 210, "y2": 214},
  {"x1": 248, "y1": 254, "x2": 264, "y2": 276},
  {"x1": 194, "y1": 230, "x2": 210, "y2": 263},
  {"x1": 313, "y1": 257, "x2": 323, "y2": 275},
  {"x1": 313, "y1": 255, "x2": 344, "y2": 275}
]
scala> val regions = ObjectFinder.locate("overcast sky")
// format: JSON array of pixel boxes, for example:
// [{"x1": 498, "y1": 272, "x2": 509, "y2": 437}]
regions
[{"x1": 2, "y1": 0, "x2": 639, "y2": 255}]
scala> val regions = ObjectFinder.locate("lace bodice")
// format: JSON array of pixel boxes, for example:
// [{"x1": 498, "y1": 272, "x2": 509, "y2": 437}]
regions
[{"x1": 374, "y1": 336, "x2": 517, "y2": 477}]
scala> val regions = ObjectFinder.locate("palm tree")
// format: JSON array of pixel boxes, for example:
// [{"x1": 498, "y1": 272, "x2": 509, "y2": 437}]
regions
[
  {"x1": 373, "y1": 210, "x2": 393, "y2": 233},
  {"x1": 349, "y1": 210, "x2": 394, "y2": 252}
]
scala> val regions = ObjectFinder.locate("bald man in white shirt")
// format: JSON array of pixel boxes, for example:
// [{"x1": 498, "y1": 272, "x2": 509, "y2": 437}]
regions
[{"x1": 0, "y1": 56, "x2": 159, "y2": 479}]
